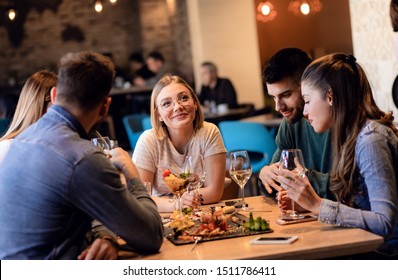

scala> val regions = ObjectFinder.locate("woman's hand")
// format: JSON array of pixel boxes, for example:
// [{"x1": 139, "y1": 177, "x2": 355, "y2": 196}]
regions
[
  {"x1": 180, "y1": 191, "x2": 202, "y2": 209},
  {"x1": 277, "y1": 190, "x2": 289, "y2": 213},
  {"x1": 277, "y1": 190, "x2": 309, "y2": 213},
  {"x1": 259, "y1": 163, "x2": 283, "y2": 194},
  {"x1": 277, "y1": 169, "x2": 322, "y2": 214}
]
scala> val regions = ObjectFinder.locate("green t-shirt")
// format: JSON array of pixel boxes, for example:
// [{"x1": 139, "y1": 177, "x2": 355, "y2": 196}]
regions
[{"x1": 272, "y1": 118, "x2": 333, "y2": 199}]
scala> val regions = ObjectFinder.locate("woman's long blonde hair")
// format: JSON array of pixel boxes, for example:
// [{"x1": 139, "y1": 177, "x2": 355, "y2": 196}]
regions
[
  {"x1": 150, "y1": 74, "x2": 204, "y2": 140},
  {"x1": 0, "y1": 70, "x2": 57, "y2": 141}
]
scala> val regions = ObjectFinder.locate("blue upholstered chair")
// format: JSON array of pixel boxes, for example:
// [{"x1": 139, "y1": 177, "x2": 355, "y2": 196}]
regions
[
  {"x1": 218, "y1": 121, "x2": 277, "y2": 174},
  {"x1": 142, "y1": 116, "x2": 152, "y2": 131},
  {"x1": 122, "y1": 113, "x2": 150, "y2": 150}
]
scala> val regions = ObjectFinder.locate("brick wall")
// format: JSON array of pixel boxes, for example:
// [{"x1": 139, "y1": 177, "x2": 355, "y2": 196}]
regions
[
  {"x1": 139, "y1": 0, "x2": 194, "y2": 85},
  {"x1": 0, "y1": 0, "x2": 193, "y2": 87}
]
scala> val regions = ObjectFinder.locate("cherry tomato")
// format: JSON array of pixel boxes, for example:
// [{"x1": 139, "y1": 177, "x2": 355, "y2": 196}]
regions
[{"x1": 162, "y1": 169, "x2": 172, "y2": 178}]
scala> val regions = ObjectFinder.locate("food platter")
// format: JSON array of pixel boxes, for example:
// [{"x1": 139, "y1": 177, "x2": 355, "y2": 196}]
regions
[{"x1": 164, "y1": 207, "x2": 273, "y2": 246}]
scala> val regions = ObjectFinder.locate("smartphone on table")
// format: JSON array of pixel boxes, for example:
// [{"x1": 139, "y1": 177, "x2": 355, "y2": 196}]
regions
[{"x1": 250, "y1": 236, "x2": 298, "y2": 245}]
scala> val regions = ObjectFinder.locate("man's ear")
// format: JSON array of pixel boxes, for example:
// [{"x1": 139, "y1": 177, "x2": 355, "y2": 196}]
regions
[
  {"x1": 50, "y1": 87, "x2": 57, "y2": 103},
  {"x1": 99, "y1": 97, "x2": 112, "y2": 117}
]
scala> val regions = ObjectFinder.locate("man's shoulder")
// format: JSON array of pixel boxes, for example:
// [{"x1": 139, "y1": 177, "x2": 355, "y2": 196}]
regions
[{"x1": 218, "y1": 77, "x2": 234, "y2": 86}]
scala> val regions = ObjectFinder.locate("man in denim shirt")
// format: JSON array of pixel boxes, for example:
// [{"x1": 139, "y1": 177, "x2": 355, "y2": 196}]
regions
[{"x1": 0, "y1": 52, "x2": 163, "y2": 259}]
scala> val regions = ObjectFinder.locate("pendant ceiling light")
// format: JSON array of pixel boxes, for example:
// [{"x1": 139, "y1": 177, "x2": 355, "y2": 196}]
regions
[
  {"x1": 94, "y1": 0, "x2": 103, "y2": 13},
  {"x1": 256, "y1": 1, "x2": 277, "y2": 23},
  {"x1": 288, "y1": 0, "x2": 323, "y2": 16},
  {"x1": 256, "y1": 0, "x2": 323, "y2": 23},
  {"x1": 8, "y1": 8, "x2": 16, "y2": 21}
]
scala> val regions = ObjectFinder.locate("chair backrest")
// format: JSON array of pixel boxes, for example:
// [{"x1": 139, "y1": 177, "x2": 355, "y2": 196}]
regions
[
  {"x1": 0, "y1": 118, "x2": 10, "y2": 137},
  {"x1": 218, "y1": 121, "x2": 277, "y2": 173},
  {"x1": 142, "y1": 116, "x2": 152, "y2": 130},
  {"x1": 122, "y1": 113, "x2": 149, "y2": 150}
]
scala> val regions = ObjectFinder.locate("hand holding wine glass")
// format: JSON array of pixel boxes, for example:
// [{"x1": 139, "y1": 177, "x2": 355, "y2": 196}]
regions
[
  {"x1": 91, "y1": 136, "x2": 112, "y2": 157},
  {"x1": 278, "y1": 149, "x2": 306, "y2": 220},
  {"x1": 229, "y1": 150, "x2": 252, "y2": 210}
]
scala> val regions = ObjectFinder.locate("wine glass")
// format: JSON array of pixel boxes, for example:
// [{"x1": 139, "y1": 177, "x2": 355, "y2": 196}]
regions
[
  {"x1": 184, "y1": 155, "x2": 206, "y2": 211},
  {"x1": 229, "y1": 150, "x2": 252, "y2": 210},
  {"x1": 171, "y1": 179, "x2": 189, "y2": 219},
  {"x1": 162, "y1": 168, "x2": 190, "y2": 218},
  {"x1": 91, "y1": 136, "x2": 111, "y2": 156},
  {"x1": 184, "y1": 155, "x2": 206, "y2": 193},
  {"x1": 278, "y1": 149, "x2": 306, "y2": 220}
]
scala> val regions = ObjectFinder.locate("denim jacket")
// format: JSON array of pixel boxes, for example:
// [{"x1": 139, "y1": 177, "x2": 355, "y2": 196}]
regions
[
  {"x1": 0, "y1": 105, "x2": 163, "y2": 259},
  {"x1": 319, "y1": 120, "x2": 398, "y2": 256}
]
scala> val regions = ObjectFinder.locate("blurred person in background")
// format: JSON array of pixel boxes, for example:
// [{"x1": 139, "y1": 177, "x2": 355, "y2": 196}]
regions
[
  {"x1": 134, "y1": 51, "x2": 171, "y2": 87},
  {"x1": 198, "y1": 61, "x2": 238, "y2": 110},
  {"x1": 127, "y1": 51, "x2": 154, "y2": 85}
]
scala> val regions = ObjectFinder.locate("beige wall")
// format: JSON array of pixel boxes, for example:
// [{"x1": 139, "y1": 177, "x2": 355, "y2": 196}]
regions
[
  {"x1": 349, "y1": 0, "x2": 398, "y2": 116},
  {"x1": 187, "y1": 0, "x2": 265, "y2": 108}
]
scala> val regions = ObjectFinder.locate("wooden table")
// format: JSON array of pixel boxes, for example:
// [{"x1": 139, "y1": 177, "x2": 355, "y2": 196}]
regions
[{"x1": 120, "y1": 196, "x2": 383, "y2": 260}]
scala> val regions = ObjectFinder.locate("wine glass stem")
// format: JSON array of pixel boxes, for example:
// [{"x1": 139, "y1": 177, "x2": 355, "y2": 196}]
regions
[
  {"x1": 240, "y1": 185, "x2": 245, "y2": 206},
  {"x1": 291, "y1": 199, "x2": 297, "y2": 216},
  {"x1": 178, "y1": 195, "x2": 183, "y2": 218}
]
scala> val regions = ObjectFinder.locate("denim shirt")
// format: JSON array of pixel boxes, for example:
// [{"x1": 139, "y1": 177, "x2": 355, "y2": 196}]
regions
[
  {"x1": 0, "y1": 105, "x2": 163, "y2": 259},
  {"x1": 319, "y1": 120, "x2": 398, "y2": 256}
]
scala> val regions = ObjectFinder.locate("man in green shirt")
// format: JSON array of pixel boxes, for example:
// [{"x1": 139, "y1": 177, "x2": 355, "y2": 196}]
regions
[{"x1": 259, "y1": 48, "x2": 332, "y2": 199}]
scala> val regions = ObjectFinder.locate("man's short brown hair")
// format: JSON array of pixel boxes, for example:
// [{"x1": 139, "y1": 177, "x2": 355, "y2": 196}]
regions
[{"x1": 56, "y1": 51, "x2": 115, "y2": 111}]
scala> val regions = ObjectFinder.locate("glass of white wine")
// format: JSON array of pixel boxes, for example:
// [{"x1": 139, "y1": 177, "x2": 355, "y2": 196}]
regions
[
  {"x1": 229, "y1": 150, "x2": 252, "y2": 210},
  {"x1": 279, "y1": 149, "x2": 306, "y2": 220}
]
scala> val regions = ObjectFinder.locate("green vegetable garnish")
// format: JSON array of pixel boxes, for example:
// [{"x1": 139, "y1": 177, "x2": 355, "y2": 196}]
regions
[
  {"x1": 179, "y1": 171, "x2": 191, "y2": 180},
  {"x1": 182, "y1": 207, "x2": 193, "y2": 215},
  {"x1": 244, "y1": 212, "x2": 270, "y2": 231}
]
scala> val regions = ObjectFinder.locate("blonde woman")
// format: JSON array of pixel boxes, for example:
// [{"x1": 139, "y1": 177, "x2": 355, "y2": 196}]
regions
[
  {"x1": 133, "y1": 74, "x2": 227, "y2": 212},
  {"x1": 0, "y1": 70, "x2": 57, "y2": 162}
]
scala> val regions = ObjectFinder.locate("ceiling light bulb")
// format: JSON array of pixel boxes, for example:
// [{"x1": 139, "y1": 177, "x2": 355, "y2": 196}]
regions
[
  {"x1": 261, "y1": 4, "x2": 271, "y2": 16},
  {"x1": 109, "y1": 0, "x2": 117, "y2": 4},
  {"x1": 300, "y1": 2, "x2": 310, "y2": 15},
  {"x1": 8, "y1": 9, "x2": 16, "y2": 21},
  {"x1": 95, "y1": 1, "x2": 103, "y2": 13}
]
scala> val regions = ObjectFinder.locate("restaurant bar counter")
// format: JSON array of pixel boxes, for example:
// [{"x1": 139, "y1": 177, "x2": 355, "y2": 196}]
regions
[{"x1": 119, "y1": 196, "x2": 383, "y2": 260}]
